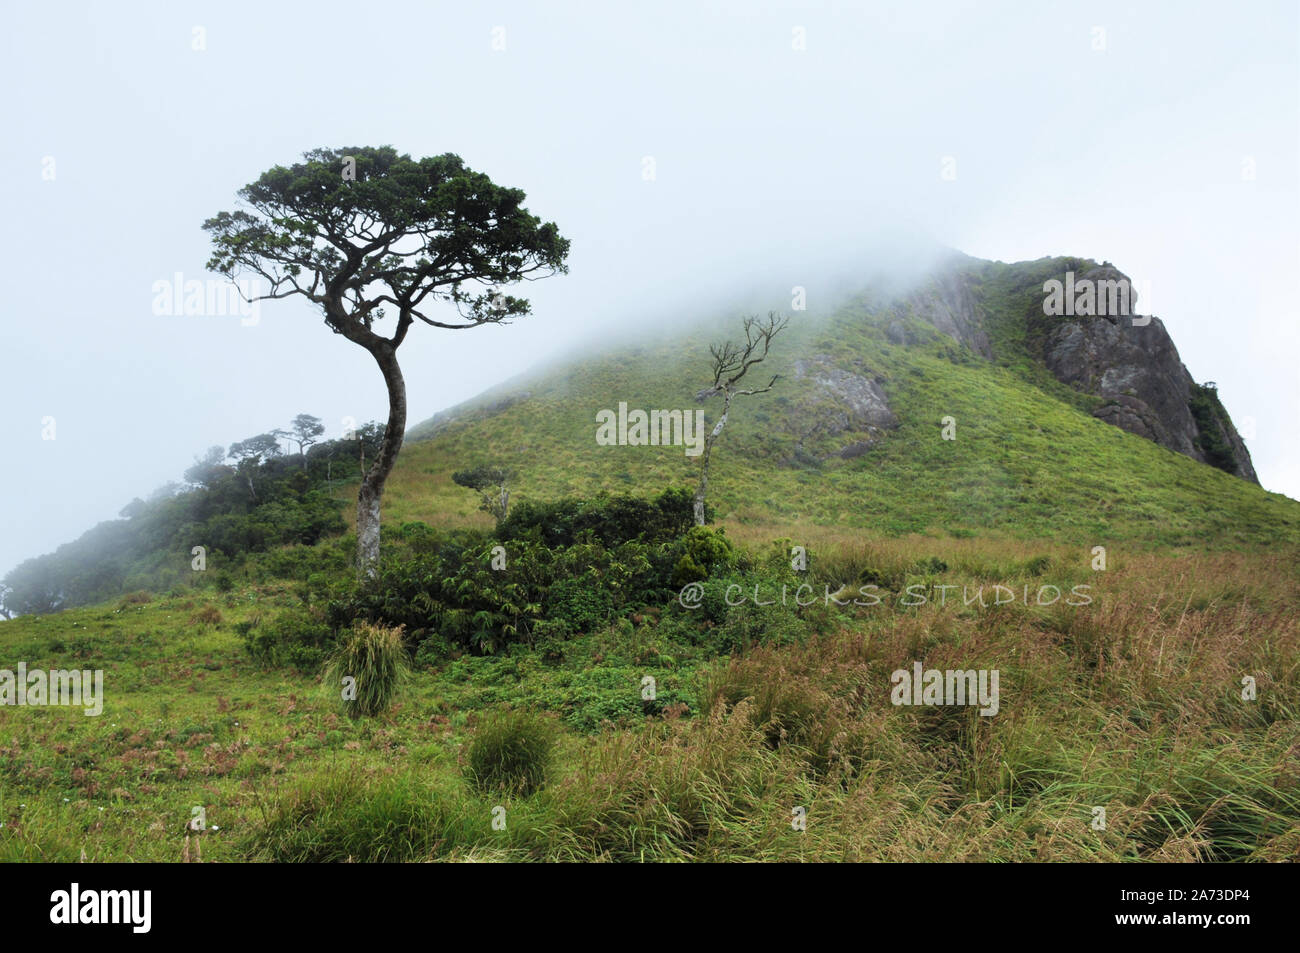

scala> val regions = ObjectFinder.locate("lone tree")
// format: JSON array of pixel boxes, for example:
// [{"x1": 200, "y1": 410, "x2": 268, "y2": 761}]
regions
[
  {"x1": 452, "y1": 464, "x2": 514, "y2": 521},
  {"x1": 288, "y1": 414, "x2": 325, "y2": 467},
  {"x1": 204, "y1": 147, "x2": 569, "y2": 574},
  {"x1": 228, "y1": 432, "x2": 282, "y2": 501},
  {"x1": 693, "y1": 311, "x2": 789, "y2": 525}
]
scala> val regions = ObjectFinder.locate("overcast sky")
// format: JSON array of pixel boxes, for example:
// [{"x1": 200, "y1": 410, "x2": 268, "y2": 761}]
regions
[{"x1": 1, "y1": 0, "x2": 1296, "y2": 576}]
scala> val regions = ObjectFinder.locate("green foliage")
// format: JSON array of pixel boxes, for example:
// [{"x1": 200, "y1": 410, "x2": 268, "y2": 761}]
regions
[
  {"x1": 325, "y1": 492, "x2": 710, "y2": 655},
  {"x1": 323, "y1": 622, "x2": 411, "y2": 719},
  {"x1": 257, "y1": 543, "x2": 349, "y2": 583},
  {"x1": 498, "y1": 487, "x2": 697, "y2": 548},
  {"x1": 671, "y1": 525, "x2": 736, "y2": 586},
  {"x1": 545, "y1": 577, "x2": 614, "y2": 633},
  {"x1": 1, "y1": 418, "x2": 367, "y2": 616},
  {"x1": 452, "y1": 465, "x2": 513, "y2": 521},
  {"x1": 244, "y1": 770, "x2": 466, "y2": 862},
  {"x1": 205, "y1": 147, "x2": 570, "y2": 328},
  {"x1": 465, "y1": 710, "x2": 557, "y2": 797},
  {"x1": 242, "y1": 609, "x2": 335, "y2": 672},
  {"x1": 1188, "y1": 383, "x2": 1239, "y2": 474},
  {"x1": 413, "y1": 632, "x2": 454, "y2": 669},
  {"x1": 913, "y1": 555, "x2": 949, "y2": 575}
]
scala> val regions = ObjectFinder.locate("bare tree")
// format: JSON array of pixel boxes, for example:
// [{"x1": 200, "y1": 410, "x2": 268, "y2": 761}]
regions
[{"x1": 693, "y1": 311, "x2": 789, "y2": 525}]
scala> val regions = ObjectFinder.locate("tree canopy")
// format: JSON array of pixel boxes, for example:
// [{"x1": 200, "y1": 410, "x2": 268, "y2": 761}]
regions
[{"x1": 204, "y1": 146, "x2": 570, "y2": 573}]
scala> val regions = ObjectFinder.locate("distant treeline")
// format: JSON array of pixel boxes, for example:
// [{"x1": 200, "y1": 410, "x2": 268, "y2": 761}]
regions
[{"x1": 0, "y1": 416, "x2": 383, "y2": 617}]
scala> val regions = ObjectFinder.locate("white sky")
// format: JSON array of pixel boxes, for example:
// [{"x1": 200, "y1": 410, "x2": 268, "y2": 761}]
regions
[{"x1": 1, "y1": 0, "x2": 1297, "y2": 576}]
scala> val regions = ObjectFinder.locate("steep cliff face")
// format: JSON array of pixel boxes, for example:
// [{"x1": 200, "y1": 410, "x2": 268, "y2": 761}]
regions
[
  {"x1": 1036, "y1": 264, "x2": 1257, "y2": 483},
  {"x1": 887, "y1": 259, "x2": 1258, "y2": 483},
  {"x1": 894, "y1": 267, "x2": 994, "y2": 359}
]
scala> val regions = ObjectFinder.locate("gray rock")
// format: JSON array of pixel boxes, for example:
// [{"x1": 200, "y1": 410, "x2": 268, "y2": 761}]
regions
[
  {"x1": 837, "y1": 440, "x2": 877, "y2": 459},
  {"x1": 792, "y1": 357, "x2": 899, "y2": 435},
  {"x1": 1039, "y1": 264, "x2": 1257, "y2": 482},
  {"x1": 899, "y1": 270, "x2": 993, "y2": 359}
]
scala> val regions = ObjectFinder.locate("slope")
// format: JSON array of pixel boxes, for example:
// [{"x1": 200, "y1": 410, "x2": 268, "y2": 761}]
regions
[{"x1": 389, "y1": 255, "x2": 1297, "y2": 548}]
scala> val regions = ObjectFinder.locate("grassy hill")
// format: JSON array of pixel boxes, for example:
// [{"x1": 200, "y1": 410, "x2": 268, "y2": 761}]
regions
[
  {"x1": 3, "y1": 253, "x2": 1297, "y2": 863},
  {"x1": 390, "y1": 255, "x2": 1298, "y2": 548},
  {"x1": 3, "y1": 540, "x2": 1297, "y2": 862}
]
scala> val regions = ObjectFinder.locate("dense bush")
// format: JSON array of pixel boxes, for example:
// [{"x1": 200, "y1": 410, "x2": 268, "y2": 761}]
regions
[
  {"x1": 498, "y1": 486, "x2": 700, "y2": 547},
  {"x1": 241, "y1": 608, "x2": 336, "y2": 671},
  {"x1": 465, "y1": 710, "x2": 557, "y2": 797},
  {"x1": 671, "y1": 526, "x2": 736, "y2": 585},
  {"x1": 1188, "y1": 383, "x2": 1239, "y2": 474},
  {"x1": 322, "y1": 490, "x2": 715, "y2": 658},
  {"x1": 546, "y1": 577, "x2": 615, "y2": 633},
  {"x1": 228, "y1": 489, "x2": 757, "y2": 669}
]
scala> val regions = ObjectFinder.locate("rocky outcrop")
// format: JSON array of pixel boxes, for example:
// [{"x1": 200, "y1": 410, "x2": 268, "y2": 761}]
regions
[
  {"x1": 793, "y1": 358, "x2": 897, "y2": 431},
  {"x1": 896, "y1": 269, "x2": 993, "y2": 359},
  {"x1": 1038, "y1": 264, "x2": 1257, "y2": 482},
  {"x1": 789, "y1": 356, "x2": 898, "y2": 459},
  {"x1": 874, "y1": 258, "x2": 1257, "y2": 482}
]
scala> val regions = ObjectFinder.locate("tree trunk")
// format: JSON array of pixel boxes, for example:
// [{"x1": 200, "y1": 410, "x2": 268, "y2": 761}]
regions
[
  {"x1": 356, "y1": 343, "x2": 407, "y2": 578},
  {"x1": 693, "y1": 392, "x2": 731, "y2": 526}
]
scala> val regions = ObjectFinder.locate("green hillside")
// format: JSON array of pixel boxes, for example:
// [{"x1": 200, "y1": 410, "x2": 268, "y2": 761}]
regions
[
  {"x1": 4, "y1": 253, "x2": 1297, "y2": 864},
  {"x1": 392, "y1": 255, "x2": 1298, "y2": 548}
]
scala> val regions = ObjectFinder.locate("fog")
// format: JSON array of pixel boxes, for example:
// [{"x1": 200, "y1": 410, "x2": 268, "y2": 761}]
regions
[{"x1": 1, "y1": 0, "x2": 1296, "y2": 577}]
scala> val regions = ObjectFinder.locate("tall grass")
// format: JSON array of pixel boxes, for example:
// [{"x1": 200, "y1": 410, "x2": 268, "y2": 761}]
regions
[
  {"x1": 465, "y1": 710, "x2": 557, "y2": 798},
  {"x1": 322, "y1": 621, "x2": 410, "y2": 718},
  {"x1": 4, "y1": 537, "x2": 1296, "y2": 862}
]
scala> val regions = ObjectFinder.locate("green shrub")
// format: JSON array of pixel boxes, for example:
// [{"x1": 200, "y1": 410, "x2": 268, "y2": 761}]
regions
[
  {"x1": 913, "y1": 556, "x2": 948, "y2": 575},
  {"x1": 323, "y1": 622, "x2": 411, "y2": 719},
  {"x1": 1022, "y1": 554, "x2": 1052, "y2": 577},
  {"x1": 413, "y1": 631, "x2": 453, "y2": 669},
  {"x1": 329, "y1": 525, "x2": 682, "y2": 656},
  {"x1": 670, "y1": 525, "x2": 735, "y2": 586},
  {"x1": 243, "y1": 608, "x2": 336, "y2": 671},
  {"x1": 466, "y1": 710, "x2": 557, "y2": 797},
  {"x1": 498, "y1": 487, "x2": 698, "y2": 548},
  {"x1": 546, "y1": 577, "x2": 615, "y2": 633}
]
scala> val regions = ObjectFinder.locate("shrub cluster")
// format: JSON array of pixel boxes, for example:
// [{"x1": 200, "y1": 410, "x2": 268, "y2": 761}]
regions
[{"x1": 321, "y1": 488, "x2": 736, "y2": 659}]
